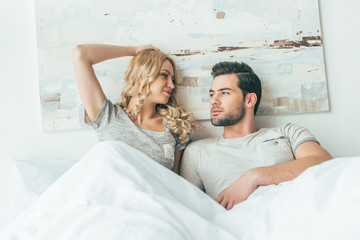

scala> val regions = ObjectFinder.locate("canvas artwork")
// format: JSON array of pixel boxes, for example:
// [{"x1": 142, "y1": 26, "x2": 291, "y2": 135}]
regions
[{"x1": 35, "y1": 0, "x2": 329, "y2": 131}]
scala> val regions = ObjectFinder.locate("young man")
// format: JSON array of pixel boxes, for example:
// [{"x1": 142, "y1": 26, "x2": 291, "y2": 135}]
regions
[{"x1": 180, "y1": 61, "x2": 332, "y2": 210}]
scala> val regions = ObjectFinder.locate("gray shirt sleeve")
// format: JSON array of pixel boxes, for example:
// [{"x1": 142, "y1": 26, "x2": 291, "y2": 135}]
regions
[
  {"x1": 280, "y1": 123, "x2": 319, "y2": 154},
  {"x1": 84, "y1": 98, "x2": 121, "y2": 130}
]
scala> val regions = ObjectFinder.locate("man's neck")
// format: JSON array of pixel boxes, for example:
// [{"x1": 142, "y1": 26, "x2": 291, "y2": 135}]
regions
[{"x1": 222, "y1": 118, "x2": 259, "y2": 139}]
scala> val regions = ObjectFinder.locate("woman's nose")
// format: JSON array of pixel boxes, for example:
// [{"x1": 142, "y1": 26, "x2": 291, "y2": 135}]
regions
[{"x1": 168, "y1": 79, "x2": 175, "y2": 89}]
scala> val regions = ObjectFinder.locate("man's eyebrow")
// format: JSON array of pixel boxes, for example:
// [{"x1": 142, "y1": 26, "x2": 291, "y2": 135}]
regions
[{"x1": 209, "y1": 88, "x2": 233, "y2": 93}]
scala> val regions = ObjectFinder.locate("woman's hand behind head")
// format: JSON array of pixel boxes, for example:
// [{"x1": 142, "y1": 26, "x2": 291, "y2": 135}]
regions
[{"x1": 134, "y1": 44, "x2": 160, "y2": 55}]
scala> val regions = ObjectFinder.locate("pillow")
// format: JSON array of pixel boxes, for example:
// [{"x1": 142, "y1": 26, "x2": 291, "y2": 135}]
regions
[
  {"x1": 12, "y1": 156, "x2": 78, "y2": 218},
  {"x1": 0, "y1": 153, "x2": 16, "y2": 230}
]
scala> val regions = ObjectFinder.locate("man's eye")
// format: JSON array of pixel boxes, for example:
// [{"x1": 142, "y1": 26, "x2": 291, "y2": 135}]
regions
[
  {"x1": 222, "y1": 92, "x2": 229, "y2": 95},
  {"x1": 209, "y1": 94, "x2": 214, "y2": 97}
]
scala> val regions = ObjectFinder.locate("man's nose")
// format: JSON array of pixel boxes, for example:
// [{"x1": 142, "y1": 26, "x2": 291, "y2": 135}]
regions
[{"x1": 210, "y1": 94, "x2": 220, "y2": 106}]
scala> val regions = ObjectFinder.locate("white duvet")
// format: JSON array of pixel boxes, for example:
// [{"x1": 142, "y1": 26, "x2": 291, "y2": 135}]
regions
[{"x1": 2, "y1": 141, "x2": 360, "y2": 240}]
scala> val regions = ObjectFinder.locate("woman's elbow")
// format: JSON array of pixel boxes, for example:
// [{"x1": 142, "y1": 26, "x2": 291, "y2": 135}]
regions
[{"x1": 72, "y1": 44, "x2": 87, "y2": 62}]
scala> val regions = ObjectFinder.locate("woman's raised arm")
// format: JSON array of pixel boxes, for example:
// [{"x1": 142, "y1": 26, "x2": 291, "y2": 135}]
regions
[{"x1": 72, "y1": 44, "x2": 159, "y2": 121}]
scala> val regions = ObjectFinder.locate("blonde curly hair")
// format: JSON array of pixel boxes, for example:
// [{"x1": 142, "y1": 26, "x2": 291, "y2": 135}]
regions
[{"x1": 117, "y1": 50, "x2": 198, "y2": 144}]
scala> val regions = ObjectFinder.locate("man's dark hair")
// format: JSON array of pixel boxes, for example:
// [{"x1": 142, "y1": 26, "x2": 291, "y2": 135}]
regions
[{"x1": 211, "y1": 61, "x2": 262, "y2": 115}]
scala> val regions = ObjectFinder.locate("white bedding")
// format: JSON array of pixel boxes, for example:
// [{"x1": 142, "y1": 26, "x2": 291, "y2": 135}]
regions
[{"x1": 2, "y1": 141, "x2": 360, "y2": 240}]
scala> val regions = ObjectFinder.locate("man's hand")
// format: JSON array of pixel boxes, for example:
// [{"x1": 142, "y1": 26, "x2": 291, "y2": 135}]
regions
[
  {"x1": 215, "y1": 170, "x2": 258, "y2": 210},
  {"x1": 215, "y1": 141, "x2": 332, "y2": 211}
]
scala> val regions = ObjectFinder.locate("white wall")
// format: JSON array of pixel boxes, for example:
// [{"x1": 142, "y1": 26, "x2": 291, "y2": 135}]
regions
[{"x1": 1, "y1": 0, "x2": 360, "y2": 230}]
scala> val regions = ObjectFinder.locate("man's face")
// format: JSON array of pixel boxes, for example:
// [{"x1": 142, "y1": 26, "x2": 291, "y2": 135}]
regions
[{"x1": 209, "y1": 74, "x2": 245, "y2": 126}]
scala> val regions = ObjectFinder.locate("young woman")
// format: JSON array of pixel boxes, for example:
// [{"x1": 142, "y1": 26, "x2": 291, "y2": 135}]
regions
[{"x1": 72, "y1": 44, "x2": 198, "y2": 173}]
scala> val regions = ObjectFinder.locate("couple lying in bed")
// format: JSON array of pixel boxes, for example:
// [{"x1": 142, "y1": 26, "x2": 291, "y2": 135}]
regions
[{"x1": 72, "y1": 44, "x2": 332, "y2": 210}]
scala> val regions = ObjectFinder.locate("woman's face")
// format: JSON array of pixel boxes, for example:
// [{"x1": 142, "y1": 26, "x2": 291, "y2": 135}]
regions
[{"x1": 148, "y1": 60, "x2": 175, "y2": 104}]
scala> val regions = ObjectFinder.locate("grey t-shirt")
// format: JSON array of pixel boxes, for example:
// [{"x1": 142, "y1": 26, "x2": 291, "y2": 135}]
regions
[
  {"x1": 85, "y1": 98, "x2": 186, "y2": 170},
  {"x1": 180, "y1": 123, "x2": 319, "y2": 199}
]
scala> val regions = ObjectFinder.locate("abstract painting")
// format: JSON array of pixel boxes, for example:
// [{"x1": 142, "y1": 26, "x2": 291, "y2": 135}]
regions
[{"x1": 35, "y1": 0, "x2": 328, "y2": 131}]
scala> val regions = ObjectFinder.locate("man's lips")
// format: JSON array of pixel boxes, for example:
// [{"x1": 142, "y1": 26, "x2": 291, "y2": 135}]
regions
[{"x1": 211, "y1": 109, "x2": 223, "y2": 115}]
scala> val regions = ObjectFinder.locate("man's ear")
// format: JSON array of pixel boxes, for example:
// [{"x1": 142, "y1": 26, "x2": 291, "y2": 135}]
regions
[{"x1": 245, "y1": 93, "x2": 257, "y2": 110}]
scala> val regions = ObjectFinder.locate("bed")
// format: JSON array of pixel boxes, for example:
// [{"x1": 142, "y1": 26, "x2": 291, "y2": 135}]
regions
[{"x1": 1, "y1": 141, "x2": 360, "y2": 240}]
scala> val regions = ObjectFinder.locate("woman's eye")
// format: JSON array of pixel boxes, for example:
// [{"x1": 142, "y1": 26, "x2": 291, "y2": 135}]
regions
[{"x1": 161, "y1": 73, "x2": 168, "y2": 79}]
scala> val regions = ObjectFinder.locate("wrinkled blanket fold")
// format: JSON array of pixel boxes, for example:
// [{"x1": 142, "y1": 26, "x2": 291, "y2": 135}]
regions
[{"x1": 2, "y1": 141, "x2": 360, "y2": 240}]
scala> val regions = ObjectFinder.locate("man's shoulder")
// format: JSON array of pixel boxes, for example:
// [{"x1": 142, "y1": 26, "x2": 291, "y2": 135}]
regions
[
  {"x1": 255, "y1": 123, "x2": 310, "y2": 141},
  {"x1": 276, "y1": 123, "x2": 312, "y2": 135},
  {"x1": 263, "y1": 123, "x2": 317, "y2": 146},
  {"x1": 186, "y1": 137, "x2": 218, "y2": 152},
  {"x1": 264, "y1": 123, "x2": 305, "y2": 133}
]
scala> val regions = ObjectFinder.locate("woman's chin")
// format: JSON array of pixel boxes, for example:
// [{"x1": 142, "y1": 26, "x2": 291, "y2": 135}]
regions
[
  {"x1": 159, "y1": 96, "x2": 171, "y2": 105},
  {"x1": 159, "y1": 100, "x2": 169, "y2": 105}
]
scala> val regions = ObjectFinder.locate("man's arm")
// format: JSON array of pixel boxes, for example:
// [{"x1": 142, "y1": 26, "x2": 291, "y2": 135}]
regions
[
  {"x1": 253, "y1": 141, "x2": 332, "y2": 186},
  {"x1": 180, "y1": 145, "x2": 205, "y2": 191},
  {"x1": 216, "y1": 141, "x2": 332, "y2": 210}
]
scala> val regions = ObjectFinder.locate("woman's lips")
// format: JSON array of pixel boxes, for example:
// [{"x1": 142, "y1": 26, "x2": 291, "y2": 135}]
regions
[{"x1": 163, "y1": 90, "x2": 172, "y2": 96}]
